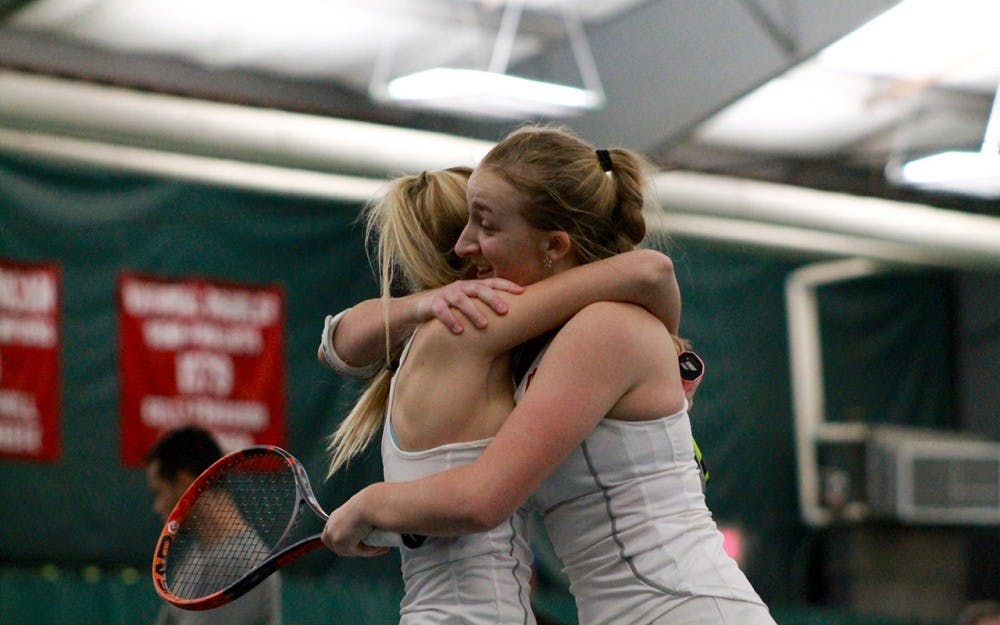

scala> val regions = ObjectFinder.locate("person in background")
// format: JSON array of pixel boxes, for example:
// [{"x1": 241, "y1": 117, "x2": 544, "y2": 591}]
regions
[{"x1": 144, "y1": 425, "x2": 282, "y2": 625}]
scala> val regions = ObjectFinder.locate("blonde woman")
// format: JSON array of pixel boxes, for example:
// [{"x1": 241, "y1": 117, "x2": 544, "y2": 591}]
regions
[
  {"x1": 321, "y1": 165, "x2": 681, "y2": 625},
  {"x1": 324, "y1": 126, "x2": 775, "y2": 625}
]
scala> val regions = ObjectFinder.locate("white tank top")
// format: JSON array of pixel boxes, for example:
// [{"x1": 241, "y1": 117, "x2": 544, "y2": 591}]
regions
[
  {"x1": 381, "y1": 335, "x2": 536, "y2": 625},
  {"x1": 514, "y1": 342, "x2": 769, "y2": 625}
]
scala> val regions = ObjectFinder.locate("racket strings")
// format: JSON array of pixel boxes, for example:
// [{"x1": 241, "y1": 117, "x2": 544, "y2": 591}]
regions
[{"x1": 164, "y1": 453, "x2": 300, "y2": 600}]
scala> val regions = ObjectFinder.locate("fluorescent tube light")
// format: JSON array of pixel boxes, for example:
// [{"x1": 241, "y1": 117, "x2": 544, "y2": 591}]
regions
[
  {"x1": 370, "y1": 1, "x2": 604, "y2": 120},
  {"x1": 381, "y1": 68, "x2": 603, "y2": 119},
  {"x1": 897, "y1": 151, "x2": 1000, "y2": 198},
  {"x1": 892, "y1": 77, "x2": 1000, "y2": 198},
  {"x1": 819, "y1": 0, "x2": 1000, "y2": 89}
]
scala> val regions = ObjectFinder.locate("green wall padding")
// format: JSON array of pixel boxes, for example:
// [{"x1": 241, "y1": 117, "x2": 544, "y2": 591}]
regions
[{"x1": 0, "y1": 154, "x2": 955, "y2": 623}]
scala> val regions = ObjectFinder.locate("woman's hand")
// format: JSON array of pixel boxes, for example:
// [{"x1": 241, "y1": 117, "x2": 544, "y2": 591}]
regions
[
  {"x1": 322, "y1": 489, "x2": 390, "y2": 557},
  {"x1": 416, "y1": 278, "x2": 524, "y2": 334}
]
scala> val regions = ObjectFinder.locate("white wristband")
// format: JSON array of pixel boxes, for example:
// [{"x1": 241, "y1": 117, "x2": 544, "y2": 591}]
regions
[{"x1": 319, "y1": 309, "x2": 384, "y2": 379}]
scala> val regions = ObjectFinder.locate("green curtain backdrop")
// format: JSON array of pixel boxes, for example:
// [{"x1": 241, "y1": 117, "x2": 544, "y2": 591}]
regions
[{"x1": 0, "y1": 153, "x2": 954, "y2": 624}]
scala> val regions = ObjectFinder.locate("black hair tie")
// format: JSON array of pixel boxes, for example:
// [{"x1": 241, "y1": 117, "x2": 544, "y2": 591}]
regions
[{"x1": 596, "y1": 149, "x2": 613, "y2": 172}]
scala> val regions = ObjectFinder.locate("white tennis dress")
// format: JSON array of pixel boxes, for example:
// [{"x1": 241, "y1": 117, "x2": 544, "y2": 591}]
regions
[
  {"x1": 515, "y1": 342, "x2": 776, "y2": 625},
  {"x1": 381, "y1": 335, "x2": 536, "y2": 625}
]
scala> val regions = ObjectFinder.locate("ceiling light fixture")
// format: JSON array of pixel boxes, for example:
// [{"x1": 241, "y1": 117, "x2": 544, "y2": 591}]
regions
[
  {"x1": 369, "y1": 0, "x2": 605, "y2": 120},
  {"x1": 889, "y1": 83, "x2": 1000, "y2": 198},
  {"x1": 818, "y1": 0, "x2": 1000, "y2": 88}
]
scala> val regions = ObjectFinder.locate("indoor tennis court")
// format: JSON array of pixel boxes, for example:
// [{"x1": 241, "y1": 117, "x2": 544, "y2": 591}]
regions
[{"x1": 1, "y1": 2, "x2": 999, "y2": 624}]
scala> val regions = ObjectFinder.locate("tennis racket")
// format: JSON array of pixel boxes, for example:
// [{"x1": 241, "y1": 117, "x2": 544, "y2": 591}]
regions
[{"x1": 152, "y1": 445, "x2": 424, "y2": 610}]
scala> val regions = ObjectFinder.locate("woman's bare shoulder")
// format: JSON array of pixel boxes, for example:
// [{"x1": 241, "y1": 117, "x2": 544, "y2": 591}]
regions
[
  {"x1": 567, "y1": 300, "x2": 660, "y2": 327},
  {"x1": 557, "y1": 301, "x2": 669, "y2": 356}
]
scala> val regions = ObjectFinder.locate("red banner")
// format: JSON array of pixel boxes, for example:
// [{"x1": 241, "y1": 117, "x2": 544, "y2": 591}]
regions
[
  {"x1": 119, "y1": 272, "x2": 285, "y2": 466},
  {"x1": 0, "y1": 260, "x2": 61, "y2": 462}
]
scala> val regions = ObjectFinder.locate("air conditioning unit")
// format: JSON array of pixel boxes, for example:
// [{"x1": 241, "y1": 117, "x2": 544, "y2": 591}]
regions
[{"x1": 866, "y1": 426, "x2": 1000, "y2": 524}]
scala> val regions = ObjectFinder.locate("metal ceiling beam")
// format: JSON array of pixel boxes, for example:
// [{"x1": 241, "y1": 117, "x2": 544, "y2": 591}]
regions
[
  {"x1": 0, "y1": 70, "x2": 491, "y2": 177},
  {"x1": 650, "y1": 171, "x2": 1000, "y2": 272},
  {"x1": 0, "y1": 126, "x2": 387, "y2": 203},
  {"x1": 2, "y1": 69, "x2": 999, "y2": 273},
  {"x1": 0, "y1": 28, "x2": 510, "y2": 141}
]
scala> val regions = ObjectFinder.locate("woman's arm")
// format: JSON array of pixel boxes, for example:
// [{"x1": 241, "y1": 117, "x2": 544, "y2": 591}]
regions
[
  {"x1": 318, "y1": 278, "x2": 524, "y2": 371},
  {"x1": 317, "y1": 310, "x2": 385, "y2": 378},
  {"x1": 322, "y1": 302, "x2": 668, "y2": 554},
  {"x1": 320, "y1": 249, "x2": 679, "y2": 373},
  {"x1": 468, "y1": 248, "x2": 680, "y2": 355}
]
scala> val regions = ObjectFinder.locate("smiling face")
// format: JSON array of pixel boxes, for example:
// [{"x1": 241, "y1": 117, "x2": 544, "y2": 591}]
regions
[{"x1": 455, "y1": 167, "x2": 554, "y2": 286}]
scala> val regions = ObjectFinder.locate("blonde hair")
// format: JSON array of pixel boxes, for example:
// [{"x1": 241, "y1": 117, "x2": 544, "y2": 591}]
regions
[
  {"x1": 479, "y1": 124, "x2": 653, "y2": 264},
  {"x1": 326, "y1": 167, "x2": 472, "y2": 477},
  {"x1": 671, "y1": 334, "x2": 692, "y2": 354}
]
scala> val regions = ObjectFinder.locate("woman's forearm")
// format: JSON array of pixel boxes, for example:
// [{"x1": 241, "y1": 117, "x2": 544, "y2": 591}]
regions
[
  {"x1": 628, "y1": 249, "x2": 681, "y2": 334},
  {"x1": 480, "y1": 249, "x2": 681, "y2": 353},
  {"x1": 590, "y1": 248, "x2": 680, "y2": 333},
  {"x1": 322, "y1": 465, "x2": 505, "y2": 557},
  {"x1": 322, "y1": 473, "x2": 496, "y2": 556},
  {"x1": 331, "y1": 295, "x2": 424, "y2": 367},
  {"x1": 322, "y1": 279, "x2": 524, "y2": 371},
  {"x1": 359, "y1": 473, "x2": 498, "y2": 535}
]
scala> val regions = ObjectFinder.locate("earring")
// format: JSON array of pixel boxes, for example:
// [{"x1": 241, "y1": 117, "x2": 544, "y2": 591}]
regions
[{"x1": 543, "y1": 256, "x2": 553, "y2": 270}]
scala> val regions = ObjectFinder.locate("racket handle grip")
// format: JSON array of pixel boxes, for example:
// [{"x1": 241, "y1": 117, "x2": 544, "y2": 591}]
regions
[{"x1": 364, "y1": 529, "x2": 427, "y2": 549}]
